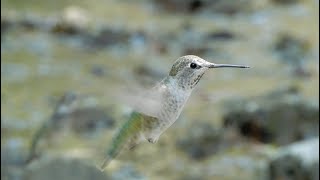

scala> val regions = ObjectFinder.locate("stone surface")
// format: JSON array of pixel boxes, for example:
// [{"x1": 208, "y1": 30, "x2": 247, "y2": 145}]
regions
[
  {"x1": 153, "y1": 0, "x2": 254, "y2": 14},
  {"x1": 24, "y1": 157, "x2": 110, "y2": 180},
  {"x1": 176, "y1": 122, "x2": 223, "y2": 160},
  {"x1": 223, "y1": 86, "x2": 319, "y2": 145},
  {"x1": 268, "y1": 137, "x2": 319, "y2": 180},
  {"x1": 69, "y1": 107, "x2": 115, "y2": 135}
]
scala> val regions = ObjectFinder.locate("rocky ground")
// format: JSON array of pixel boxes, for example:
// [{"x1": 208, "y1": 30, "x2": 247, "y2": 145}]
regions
[{"x1": 1, "y1": 0, "x2": 319, "y2": 180}]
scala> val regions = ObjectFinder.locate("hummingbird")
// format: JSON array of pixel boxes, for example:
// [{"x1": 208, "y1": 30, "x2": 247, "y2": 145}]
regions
[{"x1": 100, "y1": 55, "x2": 249, "y2": 170}]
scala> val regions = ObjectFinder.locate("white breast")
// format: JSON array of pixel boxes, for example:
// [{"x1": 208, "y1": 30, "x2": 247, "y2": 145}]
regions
[{"x1": 157, "y1": 78, "x2": 192, "y2": 124}]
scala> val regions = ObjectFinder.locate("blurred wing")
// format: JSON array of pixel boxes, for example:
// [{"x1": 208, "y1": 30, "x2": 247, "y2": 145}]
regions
[{"x1": 115, "y1": 83, "x2": 166, "y2": 118}]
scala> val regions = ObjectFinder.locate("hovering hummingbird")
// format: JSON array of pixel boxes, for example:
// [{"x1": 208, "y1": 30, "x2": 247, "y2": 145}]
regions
[{"x1": 100, "y1": 55, "x2": 249, "y2": 170}]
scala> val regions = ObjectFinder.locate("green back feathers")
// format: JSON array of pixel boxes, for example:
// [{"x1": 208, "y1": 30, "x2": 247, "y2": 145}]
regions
[
  {"x1": 100, "y1": 111, "x2": 144, "y2": 170},
  {"x1": 100, "y1": 111, "x2": 160, "y2": 170}
]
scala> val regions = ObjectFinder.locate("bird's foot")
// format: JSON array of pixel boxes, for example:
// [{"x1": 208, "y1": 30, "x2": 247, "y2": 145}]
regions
[
  {"x1": 147, "y1": 137, "x2": 158, "y2": 144},
  {"x1": 129, "y1": 143, "x2": 137, "y2": 150}
]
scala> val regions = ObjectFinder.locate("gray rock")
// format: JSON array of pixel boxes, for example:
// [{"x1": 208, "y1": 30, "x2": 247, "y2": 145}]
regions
[
  {"x1": 85, "y1": 28, "x2": 130, "y2": 49},
  {"x1": 24, "y1": 157, "x2": 110, "y2": 180},
  {"x1": 1, "y1": 17, "x2": 13, "y2": 34},
  {"x1": 206, "y1": 30, "x2": 236, "y2": 41},
  {"x1": 153, "y1": 0, "x2": 253, "y2": 15},
  {"x1": 274, "y1": 34, "x2": 310, "y2": 62},
  {"x1": 223, "y1": 86, "x2": 319, "y2": 145},
  {"x1": 1, "y1": 140, "x2": 27, "y2": 180},
  {"x1": 153, "y1": 0, "x2": 206, "y2": 13},
  {"x1": 69, "y1": 107, "x2": 115, "y2": 135},
  {"x1": 183, "y1": 46, "x2": 212, "y2": 58},
  {"x1": 176, "y1": 122, "x2": 223, "y2": 160},
  {"x1": 205, "y1": 147, "x2": 274, "y2": 180},
  {"x1": 28, "y1": 106, "x2": 115, "y2": 159},
  {"x1": 43, "y1": 93, "x2": 115, "y2": 135},
  {"x1": 1, "y1": 63, "x2": 30, "y2": 82},
  {"x1": 133, "y1": 63, "x2": 166, "y2": 86},
  {"x1": 111, "y1": 165, "x2": 146, "y2": 180},
  {"x1": 268, "y1": 137, "x2": 319, "y2": 180},
  {"x1": 271, "y1": 0, "x2": 299, "y2": 5},
  {"x1": 90, "y1": 65, "x2": 107, "y2": 77},
  {"x1": 273, "y1": 34, "x2": 311, "y2": 77},
  {"x1": 50, "y1": 21, "x2": 83, "y2": 35},
  {"x1": 27, "y1": 93, "x2": 115, "y2": 163},
  {"x1": 2, "y1": 139, "x2": 26, "y2": 166}
]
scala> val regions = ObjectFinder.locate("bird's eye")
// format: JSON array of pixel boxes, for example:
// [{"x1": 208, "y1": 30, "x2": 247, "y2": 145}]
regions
[{"x1": 190, "y1": 63, "x2": 197, "y2": 69}]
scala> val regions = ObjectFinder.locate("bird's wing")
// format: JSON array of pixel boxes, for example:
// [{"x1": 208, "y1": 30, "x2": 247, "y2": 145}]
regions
[{"x1": 115, "y1": 82, "x2": 167, "y2": 118}]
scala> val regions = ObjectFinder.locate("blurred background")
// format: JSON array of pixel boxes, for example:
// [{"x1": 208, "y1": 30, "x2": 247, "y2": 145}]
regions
[{"x1": 1, "y1": 0, "x2": 319, "y2": 180}]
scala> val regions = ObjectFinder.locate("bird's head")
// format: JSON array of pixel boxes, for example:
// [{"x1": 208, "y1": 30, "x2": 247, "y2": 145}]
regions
[{"x1": 169, "y1": 55, "x2": 249, "y2": 90}]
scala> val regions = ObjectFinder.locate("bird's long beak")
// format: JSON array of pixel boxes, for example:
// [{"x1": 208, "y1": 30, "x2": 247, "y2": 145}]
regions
[{"x1": 207, "y1": 62, "x2": 250, "y2": 68}]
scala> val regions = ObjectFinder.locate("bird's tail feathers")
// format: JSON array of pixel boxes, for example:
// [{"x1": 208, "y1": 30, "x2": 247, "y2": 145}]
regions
[{"x1": 98, "y1": 156, "x2": 112, "y2": 171}]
